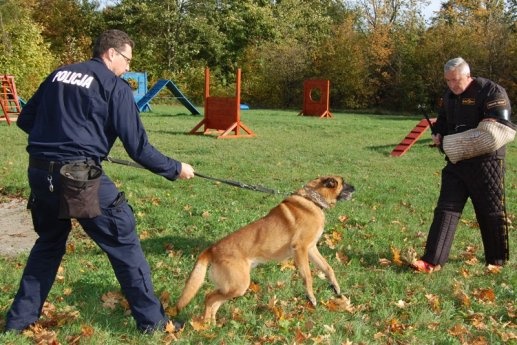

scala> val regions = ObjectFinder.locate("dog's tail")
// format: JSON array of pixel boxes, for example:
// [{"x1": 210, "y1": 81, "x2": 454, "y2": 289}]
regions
[{"x1": 174, "y1": 249, "x2": 211, "y2": 313}]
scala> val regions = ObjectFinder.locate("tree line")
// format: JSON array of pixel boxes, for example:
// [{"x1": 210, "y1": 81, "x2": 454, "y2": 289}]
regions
[{"x1": 1, "y1": 0, "x2": 516, "y2": 115}]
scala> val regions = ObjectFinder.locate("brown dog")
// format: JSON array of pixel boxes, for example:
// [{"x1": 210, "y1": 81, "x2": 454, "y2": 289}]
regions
[{"x1": 174, "y1": 176, "x2": 355, "y2": 323}]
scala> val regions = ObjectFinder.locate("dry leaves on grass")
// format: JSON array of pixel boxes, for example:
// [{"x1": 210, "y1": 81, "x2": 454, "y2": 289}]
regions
[
  {"x1": 101, "y1": 291, "x2": 129, "y2": 311},
  {"x1": 323, "y1": 295, "x2": 357, "y2": 313},
  {"x1": 20, "y1": 302, "x2": 92, "y2": 345}
]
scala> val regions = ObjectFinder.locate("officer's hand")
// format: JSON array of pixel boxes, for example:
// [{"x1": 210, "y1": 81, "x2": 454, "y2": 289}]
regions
[
  {"x1": 431, "y1": 133, "x2": 442, "y2": 146},
  {"x1": 179, "y1": 163, "x2": 195, "y2": 180}
]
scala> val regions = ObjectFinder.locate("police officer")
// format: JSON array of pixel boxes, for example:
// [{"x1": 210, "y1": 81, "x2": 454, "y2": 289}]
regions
[
  {"x1": 411, "y1": 57, "x2": 515, "y2": 273},
  {"x1": 5, "y1": 29, "x2": 195, "y2": 333}
]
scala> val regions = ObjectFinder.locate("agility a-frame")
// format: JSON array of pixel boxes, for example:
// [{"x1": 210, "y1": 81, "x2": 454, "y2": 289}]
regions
[{"x1": 189, "y1": 68, "x2": 255, "y2": 139}]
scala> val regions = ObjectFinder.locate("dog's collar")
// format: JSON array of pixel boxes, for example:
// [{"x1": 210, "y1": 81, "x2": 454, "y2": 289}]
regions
[{"x1": 293, "y1": 188, "x2": 330, "y2": 209}]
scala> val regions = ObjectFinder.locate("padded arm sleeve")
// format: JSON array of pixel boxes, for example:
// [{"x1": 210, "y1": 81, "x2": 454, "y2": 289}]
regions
[{"x1": 442, "y1": 120, "x2": 516, "y2": 164}]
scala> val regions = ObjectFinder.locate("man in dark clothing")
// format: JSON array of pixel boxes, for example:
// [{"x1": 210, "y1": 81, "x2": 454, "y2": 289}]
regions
[
  {"x1": 411, "y1": 57, "x2": 515, "y2": 273},
  {"x1": 5, "y1": 29, "x2": 195, "y2": 332}
]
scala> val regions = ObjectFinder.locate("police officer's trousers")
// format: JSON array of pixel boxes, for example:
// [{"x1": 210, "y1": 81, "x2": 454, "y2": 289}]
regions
[
  {"x1": 5, "y1": 165, "x2": 168, "y2": 332},
  {"x1": 422, "y1": 157, "x2": 509, "y2": 266}
]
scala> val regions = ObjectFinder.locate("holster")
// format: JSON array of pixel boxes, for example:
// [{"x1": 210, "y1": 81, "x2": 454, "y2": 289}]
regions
[{"x1": 58, "y1": 163, "x2": 103, "y2": 219}]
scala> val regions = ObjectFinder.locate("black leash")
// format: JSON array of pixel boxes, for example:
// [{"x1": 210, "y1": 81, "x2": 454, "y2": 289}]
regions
[
  {"x1": 193, "y1": 172, "x2": 279, "y2": 194},
  {"x1": 417, "y1": 104, "x2": 436, "y2": 134},
  {"x1": 105, "y1": 156, "x2": 280, "y2": 195}
]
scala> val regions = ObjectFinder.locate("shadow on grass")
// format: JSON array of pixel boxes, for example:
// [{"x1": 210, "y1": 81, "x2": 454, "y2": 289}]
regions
[
  {"x1": 148, "y1": 130, "x2": 193, "y2": 136},
  {"x1": 366, "y1": 138, "x2": 436, "y2": 156},
  {"x1": 140, "y1": 112, "x2": 200, "y2": 118}
]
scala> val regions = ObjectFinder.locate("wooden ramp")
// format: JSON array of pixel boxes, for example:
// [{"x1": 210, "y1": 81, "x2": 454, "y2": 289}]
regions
[{"x1": 390, "y1": 118, "x2": 436, "y2": 157}]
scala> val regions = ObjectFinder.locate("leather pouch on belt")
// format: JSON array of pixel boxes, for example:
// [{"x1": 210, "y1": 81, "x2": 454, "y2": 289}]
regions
[{"x1": 58, "y1": 163, "x2": 102, "y2": 219}]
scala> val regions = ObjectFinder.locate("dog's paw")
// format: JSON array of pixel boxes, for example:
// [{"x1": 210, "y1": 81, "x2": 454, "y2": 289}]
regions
[
  {"x1": 306, "y1": 294, "x2": 318, "y2": 307},
  {"x1": 331, "y1": 284, "x2": 341, "y2": 295}
]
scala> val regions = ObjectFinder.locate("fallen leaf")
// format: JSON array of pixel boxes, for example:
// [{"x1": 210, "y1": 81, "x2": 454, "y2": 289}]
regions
[
  {"x1": 394, "y1": 300, "x2": 408, "y2": 309},
  {"x1": 459, "y1": 267, "x2": 471, "y2": 278},
  {"x1": 101, "y1": 291, "x2": 125, "y2": 310},
  {"x1": 387, "y1": 318, "x2": 406, "y2": 333},
  {"x1": 190, "y1": 316, "x2": 210, "y2": 331},
  {"x1": 461, "y1": 245, "x2": 477, "y2": 260},
  {"x1": 374, "y1": 332, "x2": 386, "y2": 340},
  {"x1": 323, "y1": 295, "x2": 355, "y2": 313},
  {"x1": 425, "y1": 293, "x2": 441, "y2": 313},
  {"x1": 248, "y1": 281, "x2": 261, "y2": 293},
  {"x1": 486, "y1": 264, "x2": 502, "y2": 274},
  {"x1": 468, "y1": 313, "x2": 487, "y2": 330},
  {"x1": 24, "y1": 324, "x2": 59, "y2": 345},
  {"x1": 164, "y1": 320, "x2": 180, "y2": 333},
  {"x1": 453, "y1": 282, "x2": 471, "y2": 308},
  {"x1": 402, "y1": 247, "x2": 418, "y2": 265},
  {"x1": 465, "y1": 257, "x2": 479, "y2": 265},
  {"x1": 379, "y1": 258, "x2": 391, "y2": 266},
  {"x1": 390, "y1": 246, "x2": 403, "y2": 266},
  {"x1": 280, "y1": 260, "x2": 296, "y2": 271},
  {"x1": 81, "y1": 324, "x2": 95, "y2": 336},
  {"x1": 427, "y1": 322, "x2": 440, "y2": 330},
  {"x1": 472, "y1": 288, "x2": 495, "y2": 303},
  {"x1": 455, "y1": 290, "x2": 471, "y2": 308},
  {"x1": 500, "y1": 331, "x2": 517, "y2": 342},
  {"x1": 338, "y1": 215, "x2": 349, "y2": 223},
  {"x1": 66, "y1": 242, "x2": 76, "y2": 253},
  {"x1": 448, "y1": 323, "x2": 468, "y2": 337},
  {"x1": 294, "y1": 328, "x2": 310, "y2": 343},
  {"x1": 323, "y1": 324, "x2": 336, "y2": 333},
  {"x1": 139, "y1": 230, "x2": 150, "y2": 240},
  {"x1": 231, "y1": 307, "x2": 244, "y2": 322},
  {"x1": 335, "y1": 251, "x2": 349, "y2": 264},
  {"x1": 324, "y1": 231, "x2": 342, "y2": 249},
  {"x1": 470, "y1": 336, "x2": 489, "y2": 345}
]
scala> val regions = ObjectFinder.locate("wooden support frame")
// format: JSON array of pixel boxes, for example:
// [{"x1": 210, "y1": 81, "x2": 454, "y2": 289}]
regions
[
  {"x1": 0, "y1": 75, "x2": 22, "y2": 125},
  {"x1": 189, "y1": 68, "x2": 255, "y2": 139},
  {"x1": 298, "y1": 79, "x2": 333, "y2": 118}
]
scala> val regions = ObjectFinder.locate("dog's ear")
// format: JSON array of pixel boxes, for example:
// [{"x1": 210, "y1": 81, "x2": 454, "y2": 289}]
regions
[{"x1": 323, "y1": 177, "x2": 338, "y2": 189}]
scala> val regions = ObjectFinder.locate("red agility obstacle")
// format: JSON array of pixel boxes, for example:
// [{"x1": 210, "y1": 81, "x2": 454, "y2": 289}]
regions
[
  {"x1": 298, "y1": 79, "x2": 333, "y2": 118},
  {"x1": 189, "y1": 68, "x2": 255, "y2": 139},
  {"x1": 0, "y1": 75, "x2": 22, "y2": 125},
  {"x1": 390, "y1": 118, "x2": 437, "y2": 157}
]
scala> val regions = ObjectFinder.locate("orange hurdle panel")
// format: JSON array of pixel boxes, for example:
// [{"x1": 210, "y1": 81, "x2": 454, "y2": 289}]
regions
[
  {"x1": 189, "y1": 68, "x2": 255, "y2": 139},
  {"x1": 298, "y1": 79, "x2": 333, "y2": 118}
]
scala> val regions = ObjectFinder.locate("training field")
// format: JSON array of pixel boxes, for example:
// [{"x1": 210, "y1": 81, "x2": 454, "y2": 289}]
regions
[{"x1": 0, "y1": 106, "x2": 516, "y2": 344}]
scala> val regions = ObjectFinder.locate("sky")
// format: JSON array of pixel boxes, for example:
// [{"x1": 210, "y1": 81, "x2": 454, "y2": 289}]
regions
[{"x1": 424, "y1": 0, "x2": 443, "y2": 20}]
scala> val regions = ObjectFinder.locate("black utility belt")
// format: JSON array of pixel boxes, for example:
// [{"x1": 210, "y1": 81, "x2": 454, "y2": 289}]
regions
[{"x1": 29, "y1": 157, "x2": 97, "y2": 171}]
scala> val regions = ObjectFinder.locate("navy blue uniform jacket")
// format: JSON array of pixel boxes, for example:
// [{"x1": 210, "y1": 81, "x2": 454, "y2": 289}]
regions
[{"x1": 17, "y1": 58, "x2": 181, "y2": 180}]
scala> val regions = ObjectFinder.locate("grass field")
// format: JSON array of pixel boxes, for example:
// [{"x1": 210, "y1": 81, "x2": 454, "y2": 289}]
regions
[{"x1": 0, "y1": 105, "x2": 516, "y2": 344}]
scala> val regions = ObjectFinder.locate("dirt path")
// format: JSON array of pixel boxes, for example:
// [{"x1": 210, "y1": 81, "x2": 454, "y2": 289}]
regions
[{"x1": 0, "y1": 198, "x2": 37, "y2": 257}]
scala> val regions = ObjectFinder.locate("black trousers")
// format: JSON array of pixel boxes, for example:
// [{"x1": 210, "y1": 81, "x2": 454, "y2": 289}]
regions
[
  {"x1": 5, "y1": 164, "x2": 168, "y2": 332},
  {"x1": 422, "y1": 157, "x2": 509, "y2": 266}
]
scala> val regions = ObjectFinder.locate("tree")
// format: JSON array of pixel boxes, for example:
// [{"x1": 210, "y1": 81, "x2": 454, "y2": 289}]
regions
[
  {"x1": 0, "y1": 1, "x2": 55, "y2": 98},
  {"x1": 313, "y1": 16, "x2": 373, "y2": 109},
  {"x1": 29, "y1": 0, "x2": 102, "y2": 65}
]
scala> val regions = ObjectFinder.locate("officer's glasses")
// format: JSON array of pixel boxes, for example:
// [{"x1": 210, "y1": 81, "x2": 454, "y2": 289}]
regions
[{"x1": 114, "y1": 48, "x2": 132, "y2": 64}]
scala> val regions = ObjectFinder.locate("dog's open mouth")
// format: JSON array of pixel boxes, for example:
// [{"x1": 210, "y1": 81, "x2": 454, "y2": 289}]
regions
[{"x1": 339, "y1": 185, "x2": 355, "y2": 201}]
